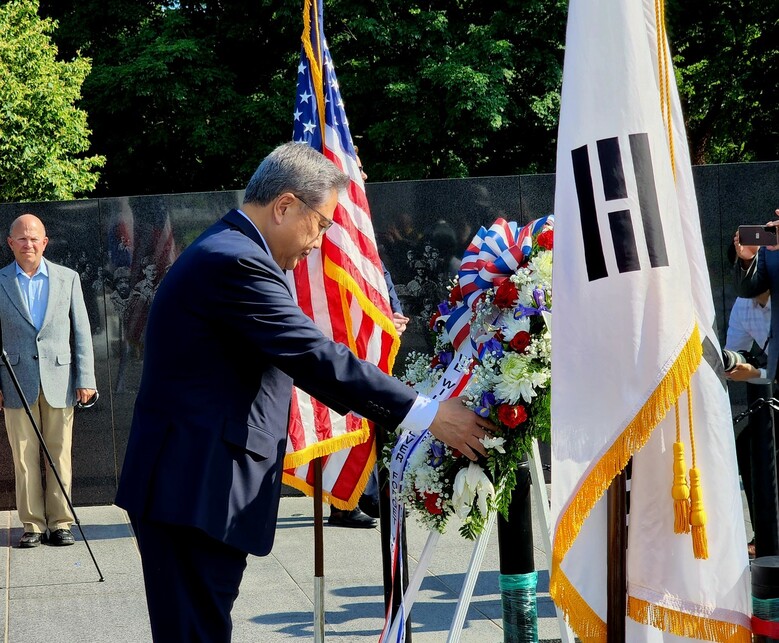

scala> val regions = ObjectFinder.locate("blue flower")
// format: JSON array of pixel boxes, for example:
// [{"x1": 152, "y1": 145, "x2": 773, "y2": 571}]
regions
[
  {"x1": 439, "y1": 351, "x2": 453, "y2": 367},
  {"x1": 429, "y1": 440, "x2": 446, "y2": 467},
  {"x1": 481, "y1": 338, "x2": 504, "y2": 359},
  {"x1": 533, "y1": 287, "x2": 549, "y2": 312},
  {"x1": 480, "y1": 391, "x2": 496, "y2": 408}
]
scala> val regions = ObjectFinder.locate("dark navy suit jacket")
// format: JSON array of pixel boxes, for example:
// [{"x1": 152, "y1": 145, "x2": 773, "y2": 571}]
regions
[
  {"x1": 115, "y1": 210, "x2": 416, "y2": 556},
  {"x1": 735, "y1": 246, "x2": 779, "y2": 381}
]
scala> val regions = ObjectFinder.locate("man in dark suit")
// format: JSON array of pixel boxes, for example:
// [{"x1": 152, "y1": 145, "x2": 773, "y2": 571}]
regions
[{"x1": 115, "y1": 142, "x2": 493, "y2": 642}]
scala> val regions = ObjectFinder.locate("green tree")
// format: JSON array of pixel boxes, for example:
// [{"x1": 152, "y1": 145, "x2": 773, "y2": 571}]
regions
[
  {"x1": 40, "y1": 0, "x2": 296, "y2": 196},
  {"x1": 328, "y1": 0, "x2": 566, "y2": 180},
  {"x1": 667, "y1": 0, "x2": 778, "y2": 164},
  {"x1": 0, "y1": 0, "x2": 104, "y2": 202},
  {"x1": 35, "y1": 0, "x2": 778, "y2": 196}
]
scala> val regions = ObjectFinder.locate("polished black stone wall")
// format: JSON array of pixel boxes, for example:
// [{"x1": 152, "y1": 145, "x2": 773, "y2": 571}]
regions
[{"x1": 0, "y1": 161, "x2": 776, "y2": 510}]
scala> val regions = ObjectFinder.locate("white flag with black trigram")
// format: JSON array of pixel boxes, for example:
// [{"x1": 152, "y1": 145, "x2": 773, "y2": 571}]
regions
[{"x1": 549, "y1": 0, "x2": 751, "y2": 641}]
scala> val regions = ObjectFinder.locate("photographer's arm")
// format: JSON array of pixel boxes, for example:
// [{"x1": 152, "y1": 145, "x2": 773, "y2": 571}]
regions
[{"x1": 724, "y1": 363, "x2": 766, "y2": 382}]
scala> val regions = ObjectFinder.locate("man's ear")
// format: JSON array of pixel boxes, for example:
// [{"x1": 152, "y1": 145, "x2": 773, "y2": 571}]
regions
[{"x1": 272, "y1": 193, "x2": 296, "y2": 224}]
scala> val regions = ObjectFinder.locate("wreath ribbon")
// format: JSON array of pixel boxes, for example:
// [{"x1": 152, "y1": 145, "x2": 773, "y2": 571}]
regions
[{"x1": 445, "y1": 215, "x2": 553, "y2": 355}]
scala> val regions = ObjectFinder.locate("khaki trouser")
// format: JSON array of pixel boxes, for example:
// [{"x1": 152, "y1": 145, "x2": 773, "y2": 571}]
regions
[{"x1": 4, "y1": 390, "x2": 74, "y2": 533}]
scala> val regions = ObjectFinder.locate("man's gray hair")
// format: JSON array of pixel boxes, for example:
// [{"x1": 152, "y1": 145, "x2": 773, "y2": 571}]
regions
[{"x1": 243, "y1": 142, "x2": 349, "y2": 208}]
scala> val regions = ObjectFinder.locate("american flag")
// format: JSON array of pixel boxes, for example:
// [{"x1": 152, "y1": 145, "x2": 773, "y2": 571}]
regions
[{"x1": 281, "y1": 0, "x2": 400, "y2": 509}]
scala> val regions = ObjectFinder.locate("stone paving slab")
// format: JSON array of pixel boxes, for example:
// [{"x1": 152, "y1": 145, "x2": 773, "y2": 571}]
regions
[{"x1": 0, "y1": 495, "x2": 569, "y2": 642}]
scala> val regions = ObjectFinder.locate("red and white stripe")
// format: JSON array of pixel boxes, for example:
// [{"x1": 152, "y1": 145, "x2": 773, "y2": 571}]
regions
[{"x1": 283, "y1": 124, "x2": 398, "y2": 508}]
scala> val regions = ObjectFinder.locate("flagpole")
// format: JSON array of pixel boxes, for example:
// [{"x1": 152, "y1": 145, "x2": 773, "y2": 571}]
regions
[
  {"x1": 607, "y1": 469, "x2": 627, "y2": 643},
  {"x1": 313, "y1": 457, "x2": 326, "y2": 642}
]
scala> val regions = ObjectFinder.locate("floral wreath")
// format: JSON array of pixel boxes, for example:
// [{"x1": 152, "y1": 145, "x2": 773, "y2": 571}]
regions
[{"x1": 386, "y1": 216, "x2": 554, "y2": 539}]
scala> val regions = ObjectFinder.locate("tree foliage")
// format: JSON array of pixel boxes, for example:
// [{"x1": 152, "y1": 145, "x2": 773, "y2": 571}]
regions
[
  {"x1": 667, "y1": 0, "x2": 778, "y2": 164},
  {"x1": 0, "y1": 0, "x2": 104, "y2": 202},
  {"x1": 34, "y1": 0, "x2": 778, "y2": 197}
]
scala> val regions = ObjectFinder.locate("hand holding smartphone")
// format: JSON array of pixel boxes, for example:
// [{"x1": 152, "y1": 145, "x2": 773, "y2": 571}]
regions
[{"x1": 738, "y1": 225, "x2": 779, "y2": 246}]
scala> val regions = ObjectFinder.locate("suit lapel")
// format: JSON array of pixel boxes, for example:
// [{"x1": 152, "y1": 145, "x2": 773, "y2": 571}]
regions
[
  {"x1": 40, "y1": 261, "x2": 65, "y2": 332},
  {"x1": 0, "y1": 262, "x2": 36, "y2": 328},
  {"x1": 221, "y1": 209, "x2": 293, "y2": 296}
]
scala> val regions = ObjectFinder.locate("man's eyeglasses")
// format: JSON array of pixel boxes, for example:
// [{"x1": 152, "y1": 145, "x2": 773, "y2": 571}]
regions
[{"x1": 294, "y1": 195, "x2": 334, "y2": 235}]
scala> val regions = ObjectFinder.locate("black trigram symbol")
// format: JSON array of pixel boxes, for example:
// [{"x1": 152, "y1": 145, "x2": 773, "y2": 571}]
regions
[{"x1": 572, "y1": 133, "x2": 669, "y2": 282}]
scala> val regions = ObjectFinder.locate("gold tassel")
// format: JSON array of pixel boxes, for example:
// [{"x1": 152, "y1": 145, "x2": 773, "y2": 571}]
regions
[
  {"x1": 689, "y1": 467, "x2": 708, "y2": 559},
  {"x1": 671, "y1": 441, "x2": 690, "y2": 534}
]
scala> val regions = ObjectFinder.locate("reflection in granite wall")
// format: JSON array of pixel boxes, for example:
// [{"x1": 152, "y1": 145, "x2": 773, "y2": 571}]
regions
[
  {"x1": 0, "y1": 162, "x2": 776, "y2": 511},
  {"x1": 0, "y1": 192, "x2": 242, "y2": 511}
]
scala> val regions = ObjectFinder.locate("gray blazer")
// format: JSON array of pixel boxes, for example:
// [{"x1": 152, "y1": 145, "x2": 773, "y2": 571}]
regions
[{"x1": 0, "y1": 259, "x2": 96, "y2": 409}]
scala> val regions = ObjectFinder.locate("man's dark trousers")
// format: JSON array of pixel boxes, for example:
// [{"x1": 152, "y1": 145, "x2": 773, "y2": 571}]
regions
[
  {"x1": 739, "y1": 382, "x2": 779, "y2": 557},
  {"x1": 130, "y1": 514, "x2": 249, "y2": 642}
]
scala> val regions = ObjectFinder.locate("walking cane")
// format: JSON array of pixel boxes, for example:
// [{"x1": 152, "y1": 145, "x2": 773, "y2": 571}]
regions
[{"x1": 0, "y1": 320, "x2": 104, "y2": 581}]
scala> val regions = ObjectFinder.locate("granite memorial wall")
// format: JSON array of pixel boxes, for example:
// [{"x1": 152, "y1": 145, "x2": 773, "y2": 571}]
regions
[{"x1": 0, "y1": 160, "x2": 776, "y2": 510}]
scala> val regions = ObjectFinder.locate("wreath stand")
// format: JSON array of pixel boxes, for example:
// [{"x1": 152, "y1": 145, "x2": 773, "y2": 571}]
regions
[
  {"x1": 396, "y1": 440, "x2": 574, "y2": 642},
  {"x1": 444, "y1": 440, "x2": 574, "y2": 643}
]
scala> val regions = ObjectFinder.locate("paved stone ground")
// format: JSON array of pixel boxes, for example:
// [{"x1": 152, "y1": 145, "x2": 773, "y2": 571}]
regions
[
  {"x1": 0, "y1": 485, "x2": 754, "y2": 642},
  {"x1": 0, "y1": 490, "x2": 573, "y2": 642}
]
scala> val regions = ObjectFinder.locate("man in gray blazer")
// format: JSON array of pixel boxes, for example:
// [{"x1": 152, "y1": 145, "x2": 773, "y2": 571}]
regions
[{"x1": 0, "y1": 214, "x2": 96, "y2": 548}]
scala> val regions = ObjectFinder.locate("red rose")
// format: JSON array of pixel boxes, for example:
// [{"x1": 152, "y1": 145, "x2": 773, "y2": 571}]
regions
[
  {"x1": 451, "y1": 449, "x2": 463, "y2": 459},
  {"x1": 509, "y1": 330, "x2": 531, "y2": 353},
  {"x1": 537, "y1": 229, "x2": 554, "y2": 250},
  {"x1": 448, "y1": 284, "x2": 462, "y2": 305},
  {"x1": 497, "y1": 404, "x2": 528, "y2": 428},
  {"x1": 493, "y1": 280, "x2": 519, "y2": 309},
  {"x1": 423, "y1": 492, "x2": 443, "y2": 515},
  {"x1": 429, "y1": 310, "x2": 441, "y2": 330}
]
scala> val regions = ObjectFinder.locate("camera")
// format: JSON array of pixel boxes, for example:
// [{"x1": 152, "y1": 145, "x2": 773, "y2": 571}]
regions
[
  {"x1": 722, "y1": 348, "x2": 766, "y2": 373},
  {"x1": 722, "y1": 349, "x2": 749, "y2": 372}
]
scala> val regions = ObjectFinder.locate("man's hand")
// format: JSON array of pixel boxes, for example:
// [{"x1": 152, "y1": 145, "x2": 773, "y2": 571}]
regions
[
  {"x1": 428, "y1": 397, "x2": 496, "y2": 461},
  {"x1": 392, "y1": 312, "x2": 410, "y2": 336},
  {"x1": 724, "y1": 363, "x2": 761, "y2": 382},
  {"x1": 76, "y1": 388, "x2": 97, "y2": 404},
  {"x1": 737, "y1": 209, "x2": 779, "y2": 258},
  {"x1": 766, "y1": 209, "x2": 779, "y2": 251},
  {"x1": 734, "y1": 230, "x2": 758, "y2": 265}
]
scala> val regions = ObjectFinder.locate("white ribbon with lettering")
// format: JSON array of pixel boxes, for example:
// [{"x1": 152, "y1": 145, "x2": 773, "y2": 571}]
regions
[{"x1": 380, "y1": 352, "x2": 474, "y2": 642}]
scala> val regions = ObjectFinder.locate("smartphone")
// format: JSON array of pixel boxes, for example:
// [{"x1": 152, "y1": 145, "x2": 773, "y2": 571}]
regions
[{"x1": 739, "y1": 225, "x2": 778, "y2": 246}]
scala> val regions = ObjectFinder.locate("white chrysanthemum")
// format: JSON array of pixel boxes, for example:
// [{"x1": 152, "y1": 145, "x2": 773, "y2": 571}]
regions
[
  {"x1": 498, "y1": 313, "x2": 530, "y2": 342},
  {"x1": 528, "y1": 250, "x2": 553, "y2": 286},
  {"x1": 494, "y1": 352, "x2": 550, "y2": 404}
]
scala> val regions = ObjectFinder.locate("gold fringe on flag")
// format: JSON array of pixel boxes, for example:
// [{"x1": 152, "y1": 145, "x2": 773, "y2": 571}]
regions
[
  {"x1": 550, "y1": 324, "x2": 702, "y2": 641},
  {"x1": 283, "y1": 418, "x2": 372, "y2": 469},
  {"x1": 628, "y1": 596, "x2": 751, "y2": 642},
  {"x1": 282, "y1": 435, "x2": 377, "y2": 510}
]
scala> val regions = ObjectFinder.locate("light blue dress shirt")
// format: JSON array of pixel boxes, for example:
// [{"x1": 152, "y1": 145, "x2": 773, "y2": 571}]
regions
[{"x1": 15, "y1": 258, "x2": 49, "y2": 331}]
